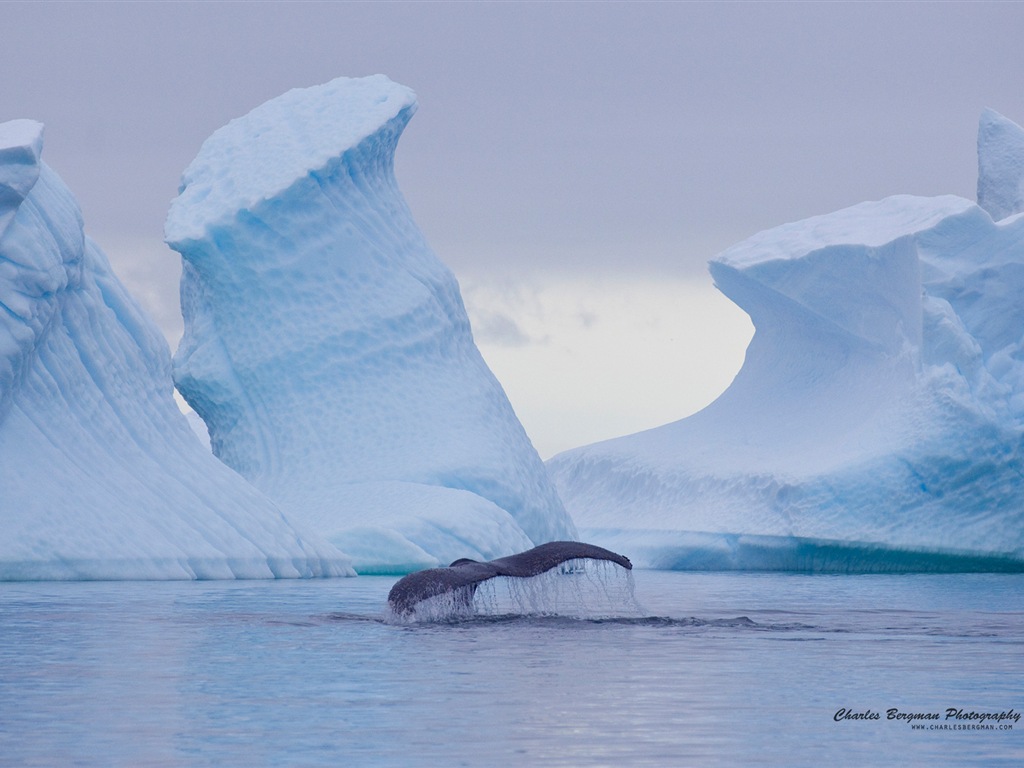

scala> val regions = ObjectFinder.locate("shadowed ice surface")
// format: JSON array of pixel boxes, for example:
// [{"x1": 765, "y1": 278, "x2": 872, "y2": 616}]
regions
[{"x1": 1, "y1": 572, "x2": 1023, "y2": 766}]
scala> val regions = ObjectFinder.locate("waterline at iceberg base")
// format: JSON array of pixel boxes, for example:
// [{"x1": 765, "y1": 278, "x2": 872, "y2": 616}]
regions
[
  {"x1": 584, "y1": 530, "x2": 1024, "y2": 573},
  {"x1": 548, "y1": 110, "x2": 1024, "y2": 573}
]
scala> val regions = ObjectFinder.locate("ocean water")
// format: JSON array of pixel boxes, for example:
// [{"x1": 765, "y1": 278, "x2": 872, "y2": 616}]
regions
[{"x1": 1, "y1": 570, "x2": 1022, "y2": 766}]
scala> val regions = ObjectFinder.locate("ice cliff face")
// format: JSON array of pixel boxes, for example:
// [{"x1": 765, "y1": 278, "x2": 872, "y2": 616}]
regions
[
  {"x1": 166, "y1": 75, "x2": 575, "y2": 573},
  {"x1": 0, "y1": 120, "x2": 351, "y2": 580},
  {"x1": 548, "y1": 112, "x2": 1024, "y2": 572}
]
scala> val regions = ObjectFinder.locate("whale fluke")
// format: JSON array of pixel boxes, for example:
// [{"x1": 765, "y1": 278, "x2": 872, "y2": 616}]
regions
[{"x1": 387, "y1": 541, "x2": 632, "y2": 616}]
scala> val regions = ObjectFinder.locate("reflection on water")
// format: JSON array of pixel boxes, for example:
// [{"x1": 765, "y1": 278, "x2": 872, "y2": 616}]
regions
[{"x1": 1, "y1": 572, "x2": 1023, "y2": 766}]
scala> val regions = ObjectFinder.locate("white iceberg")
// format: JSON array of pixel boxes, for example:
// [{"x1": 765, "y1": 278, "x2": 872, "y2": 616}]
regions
[
  {"x1": 166, "y1": 75, "x2": 576, "y2": 573},
  {"x1": 548, "y1": 112, "x2": 1024, "y2": 572},
  {"x1": 0, "y1": 120, "x2": 352, "y2": 580}
]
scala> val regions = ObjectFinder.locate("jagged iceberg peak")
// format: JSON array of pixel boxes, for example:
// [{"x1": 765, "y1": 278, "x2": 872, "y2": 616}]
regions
[
  {"x1": 166, "y1": 75, "x2": 576, "y2": 573},
  {"x1": 548, "y1": 190, "x2": 1024, "y2": 572},
  {"x1": 0, "y1": 119, "x2": 352, "y2": 581},
  {"x1": 0, "y1": 119, "x2": 44, "y2": 238},
  {"x1": 0, "y1": 120, "x2": 80, "y2": 424},
  {"x1": 977, "y1": 108, "x2": 1024, "y2": 221}
]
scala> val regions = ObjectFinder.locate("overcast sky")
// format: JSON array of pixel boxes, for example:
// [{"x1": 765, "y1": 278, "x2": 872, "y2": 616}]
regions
[{"x1": 5, "y1": 2, "x2": 1024, "y2": 457}]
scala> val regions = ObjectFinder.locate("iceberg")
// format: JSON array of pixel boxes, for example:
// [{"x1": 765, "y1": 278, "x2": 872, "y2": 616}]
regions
[
  {"x1": 166, "y1": 75, "x2": 576, "y2": 573},
  {"x1": 547, "y1": 113, "x2": 1024, "y2": 572},
  {"x1": 0, "y1": 120, "x2": 352, "y2": 581}
]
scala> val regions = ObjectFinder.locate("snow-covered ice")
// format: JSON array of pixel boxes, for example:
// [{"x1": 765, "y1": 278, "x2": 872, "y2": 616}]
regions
[
  {"x1": 166, "y1": 75, "x2": 576, "y2": 573},
  {"x1": 548, "y1": 112, "x2": 1024, "y2": 572},
  {"x1": 0, "y1": 120, "x2": 352, "y2": 581}
]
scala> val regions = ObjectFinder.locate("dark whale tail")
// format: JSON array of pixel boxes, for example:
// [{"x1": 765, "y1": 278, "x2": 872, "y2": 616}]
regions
[{"x1": 387, "y1": 541, "x2": 632, "y2": 616}]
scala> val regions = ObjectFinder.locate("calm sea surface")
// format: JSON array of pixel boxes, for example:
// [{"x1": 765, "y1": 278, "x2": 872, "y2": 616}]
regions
[{"x1": 1, "y1": 571, "x2": 1022, "y2": 766}]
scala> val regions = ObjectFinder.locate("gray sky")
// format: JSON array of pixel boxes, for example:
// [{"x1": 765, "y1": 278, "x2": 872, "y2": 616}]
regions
[{"x1": 4, "y1": 2, "x2": 1023, "y2": 456}]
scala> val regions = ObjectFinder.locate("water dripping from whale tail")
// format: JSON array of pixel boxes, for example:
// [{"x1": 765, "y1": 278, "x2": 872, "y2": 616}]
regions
[
  {"x1": 473, "y1": 558, "x2": 643, "y2": 619},
  {"x1": 386, "y1": 541, "x2": 641, "y2": 623}
]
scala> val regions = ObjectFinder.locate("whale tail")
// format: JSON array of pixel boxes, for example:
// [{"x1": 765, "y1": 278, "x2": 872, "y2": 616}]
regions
[{"x1": 387, "y1": 541, "x2": 632, "y2": 617}]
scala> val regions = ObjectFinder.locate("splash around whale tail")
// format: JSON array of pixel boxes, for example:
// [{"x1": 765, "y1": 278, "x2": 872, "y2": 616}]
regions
[{"x1": 387, "y1": 541, "x2": 632, "y2": 618}]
